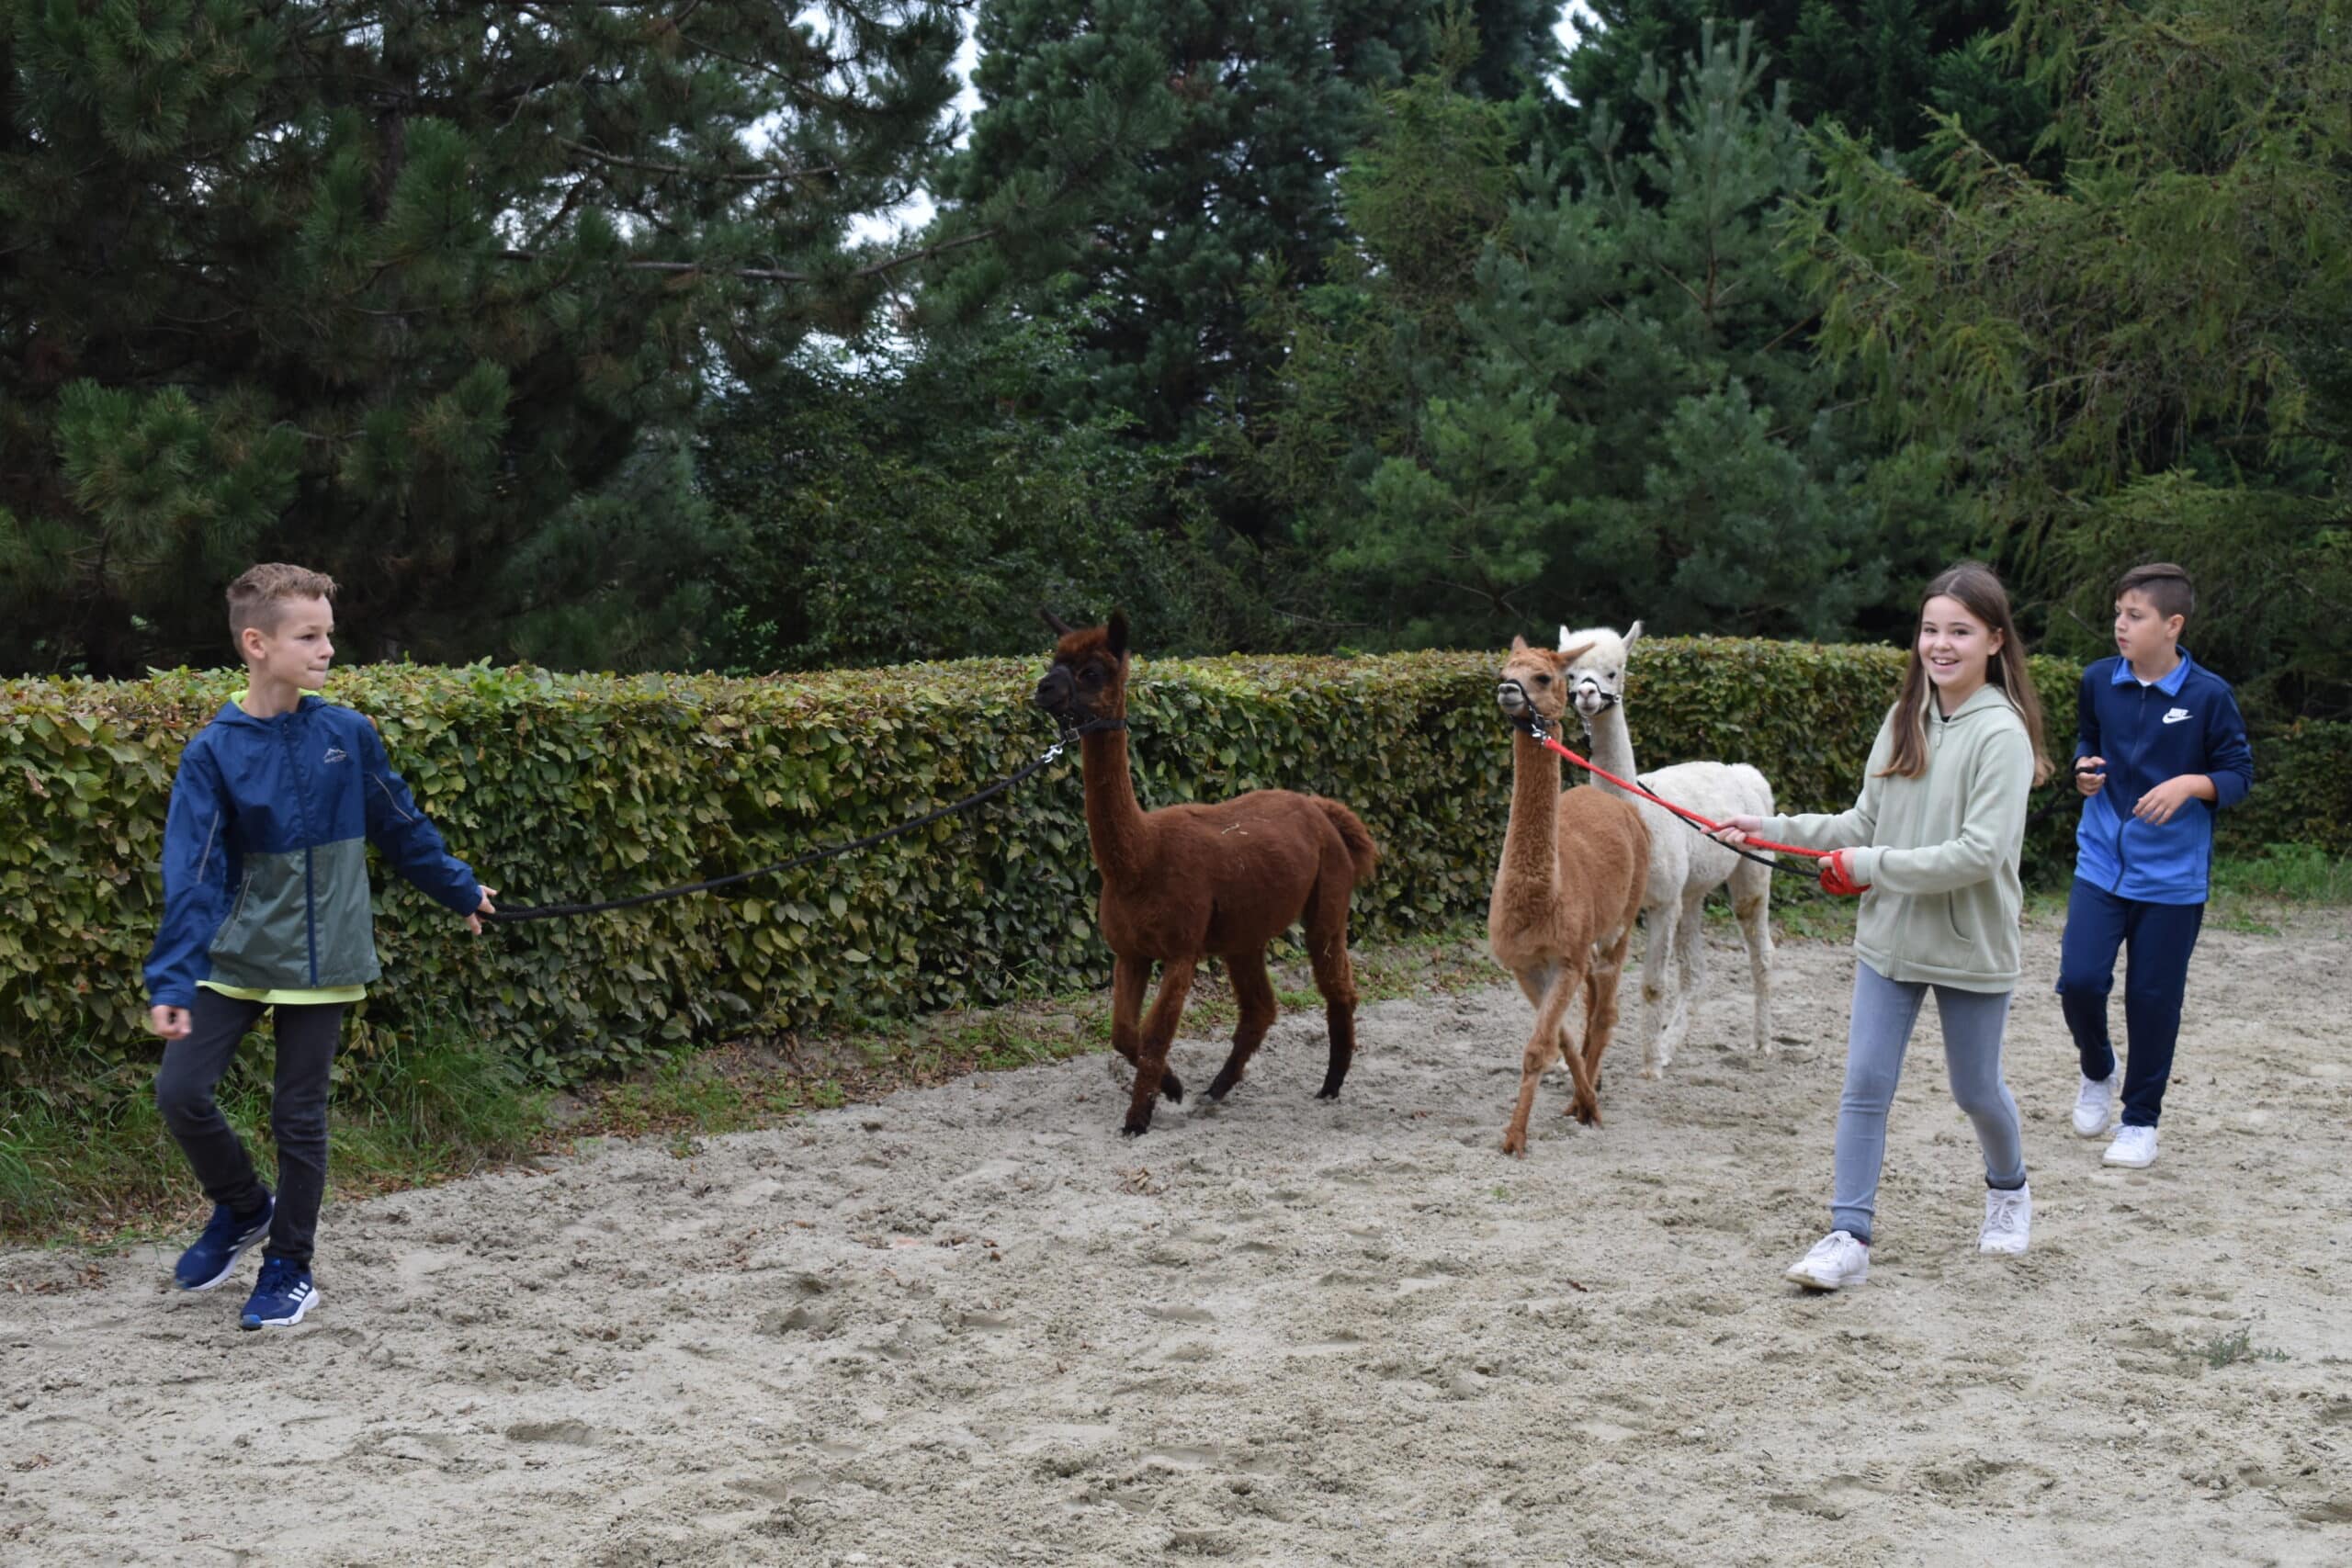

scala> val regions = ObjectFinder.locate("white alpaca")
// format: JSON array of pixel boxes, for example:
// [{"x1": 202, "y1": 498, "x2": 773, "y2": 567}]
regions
[{"x1": 1556, "y1": 622, "x2": 1775, "y2": 1072}]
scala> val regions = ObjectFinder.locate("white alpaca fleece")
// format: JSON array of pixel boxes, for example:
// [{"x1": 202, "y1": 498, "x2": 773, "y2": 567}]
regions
[{"x1": 1555, "y1": 622, "x2": 1778, "y2": 1067}]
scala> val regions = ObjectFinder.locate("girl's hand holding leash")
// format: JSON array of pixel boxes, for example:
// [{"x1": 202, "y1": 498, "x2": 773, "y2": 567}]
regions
[
  {"x1": 1709, "y1": 815, "x2": 1765, "y2": 846},
  {"x1": 467, "y1": 886, "x2": 499, "y2": 935}
]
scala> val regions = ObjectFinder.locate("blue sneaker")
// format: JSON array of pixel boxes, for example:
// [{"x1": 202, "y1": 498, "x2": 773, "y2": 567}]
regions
[
  {"x1": 173, "y1": 1196, "x2": 274, "y2": 1292},
  {"x1": 240, "y1": 1257, "x2": 321, "y2": 1330}
]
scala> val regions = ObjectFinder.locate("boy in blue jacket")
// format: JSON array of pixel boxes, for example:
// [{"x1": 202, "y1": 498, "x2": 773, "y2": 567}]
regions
[
  {"x1": 2060, "y1": 562, "x2": 2254, "y2": 1169},
  {"x1": 143, "y1": 564, "x2": 495, "y2": 1328}
]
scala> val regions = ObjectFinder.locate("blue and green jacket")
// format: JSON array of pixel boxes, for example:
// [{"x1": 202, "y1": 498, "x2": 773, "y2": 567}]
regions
[
  {"x1": 143, "y1": 697, "x2": 481, "y2": 1009},
  {"x1": 2074, "y1": 651, "x2": 2254, "y2": 905}
]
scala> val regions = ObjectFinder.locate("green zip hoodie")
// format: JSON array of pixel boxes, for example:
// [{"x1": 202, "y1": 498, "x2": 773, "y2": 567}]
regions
[{"x1": 1756, "y1": 683, "x2": 2035, "y2": 992}]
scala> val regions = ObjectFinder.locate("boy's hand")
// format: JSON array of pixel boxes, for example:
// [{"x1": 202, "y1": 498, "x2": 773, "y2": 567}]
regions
[
  {"x1": 467, "y1": 886, "x2": 499, "y2": 935},
  {"x1": 149, "y1": 1005, "x2": 191, "y2": 1041},
  {"x1": 2133, "y1": 775, "x2": 2208, "y2": 826},
  {"x1": 2076, "y1": 756, "x2": 2106, "y2": 797}
]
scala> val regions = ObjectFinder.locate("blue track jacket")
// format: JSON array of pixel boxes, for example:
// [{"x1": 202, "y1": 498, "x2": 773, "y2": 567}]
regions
[
  {"x1": 143, "y1": 697, "x2": 481, "y2": 1009},
  {"x1": 2073, "y1": 651, "x2": 2254, "y2": 905}
]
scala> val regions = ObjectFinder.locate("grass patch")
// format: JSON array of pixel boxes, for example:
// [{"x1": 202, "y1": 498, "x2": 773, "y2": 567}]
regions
[
  {"x1": 2208, "y1": 844, "x2": 2352, "y2": 933},
  {"x1": 2186, "y1": 1326, "x2": 2291, "y2": 1370},
  {"x1": 1, "y1": 1024, "x2": 547, "y2": 1248},
  {"x1": 4, "y1": 919, "x2": 1503, "y2": 1248}
]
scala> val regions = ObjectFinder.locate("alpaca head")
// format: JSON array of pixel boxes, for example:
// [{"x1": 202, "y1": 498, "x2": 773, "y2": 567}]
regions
[
  {"x1": 1498, "y1": 634, "x2": 1593, "y2": 726},
  {"x1": 1034, "y1": 609, "x2": 1131, "y2": 726},
  {"x1": 1556, "y1": 621, "x2": 1642, "y2": 728}
]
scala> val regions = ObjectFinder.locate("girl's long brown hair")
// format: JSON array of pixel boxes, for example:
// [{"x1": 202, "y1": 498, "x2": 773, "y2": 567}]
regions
[{"x1": 1880, "y1": 562, "x2": 2053, "y2": 784}]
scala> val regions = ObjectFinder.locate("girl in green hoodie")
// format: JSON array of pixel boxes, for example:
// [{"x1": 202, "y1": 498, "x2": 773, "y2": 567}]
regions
[{"x1": 1716, "y1": 563, "x2": 2053, "y2": 1292}]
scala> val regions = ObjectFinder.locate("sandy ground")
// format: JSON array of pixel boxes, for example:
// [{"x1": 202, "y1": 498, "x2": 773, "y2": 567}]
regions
[{"x1": 4, "y1": 913, "x2": 2349, "y2": 1567}]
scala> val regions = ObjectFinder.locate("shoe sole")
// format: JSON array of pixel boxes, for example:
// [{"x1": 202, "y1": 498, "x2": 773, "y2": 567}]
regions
[
  {"x1": 176, "y1": 1224, "x2": 271, "y2": 1292},
  {"x1": 2102, "y1": 1153, "x2": 2155, "y2": 1168},
  {"x1": 1785, "y1": 1267, "x2": 1865, "y2": 1291},
  {"x1": 1979, "y1": 1241, "x2": 2030, "y2": 1256},
  {"x1": 241, "y1": 1288, "x2": 321, "y2": 1330},
  {"x1": 2071, "y1": 1116, "x2": 2113, "y2": 1139}
]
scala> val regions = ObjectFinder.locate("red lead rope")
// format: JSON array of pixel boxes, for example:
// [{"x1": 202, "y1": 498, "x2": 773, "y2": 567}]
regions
[{"x1": 1529, "y1": 727, "x2": 1873, "y2": 897}]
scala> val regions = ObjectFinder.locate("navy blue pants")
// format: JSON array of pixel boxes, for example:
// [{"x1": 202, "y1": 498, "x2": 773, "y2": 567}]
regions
[{"x1": 2055, "y1": 877, "x2": 2205, "y2": 1128}]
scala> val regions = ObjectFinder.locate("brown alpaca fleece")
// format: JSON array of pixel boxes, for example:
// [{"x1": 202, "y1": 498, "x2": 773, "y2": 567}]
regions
[
  {"x1": 1487, "y1": 637, "x2": 1651, "y2": 1154},
  {"x1": 1035, "y1": 613, "x2": 1381, "y2": 1136}
]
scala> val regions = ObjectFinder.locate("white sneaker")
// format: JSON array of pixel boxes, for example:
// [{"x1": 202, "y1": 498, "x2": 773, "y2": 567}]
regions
[
  {"x1": 1785, "y1": 1230, "x2": 1871, "y2": 1292},
  {"x1": 2103, "y1": 1124, "x2": 2158, "y2": 1168},
  {"x1": 2071, "y1": 1070, "x2": 2121, "y2": 1137},
  {"x1": 1980, "y1": 1183, "x2": 2032, "y2": 1256}
]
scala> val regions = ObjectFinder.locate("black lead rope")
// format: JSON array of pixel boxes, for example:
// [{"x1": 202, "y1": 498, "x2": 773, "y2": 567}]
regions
[{"x1": 483, "y1": 717, "x2": 1126, "y2": 923}]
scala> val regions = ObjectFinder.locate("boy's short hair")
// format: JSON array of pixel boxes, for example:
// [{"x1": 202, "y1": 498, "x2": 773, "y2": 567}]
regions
[
  {"x1": 2114, "y1": 561, "x2": 2194, "y2": 623},
  {"x1": 227, "y1": 563, "x2": 338, "y2": 645}
]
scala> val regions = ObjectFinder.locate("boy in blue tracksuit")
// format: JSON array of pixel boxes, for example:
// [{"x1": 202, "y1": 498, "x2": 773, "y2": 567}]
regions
[
  {"x1": 2058, "y1": 563, "x2": 2254, "y2": 1169},
  {"x1": 143, "y1": 564, "x2": 495, "y2": 1328}
]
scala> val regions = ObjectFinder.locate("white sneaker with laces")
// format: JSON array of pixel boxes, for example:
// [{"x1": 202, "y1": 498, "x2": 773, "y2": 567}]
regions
[
  {"x1": 1980, "y1": 1183, "x2": 2032, "y2": 1256},
  {"x1": 1785, "y1": 1230, "x2": 1870, "y2": 1292},
  {"x1": 2071, "y1": 1070, "x2": 2121, "y2": 1137},
  {"x1": 2103, "y1": 1124, "x2": 2159, "y2": 1168}
]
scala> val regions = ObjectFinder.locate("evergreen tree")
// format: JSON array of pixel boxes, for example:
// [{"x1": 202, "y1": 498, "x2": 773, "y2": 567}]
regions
[
  {"x1": 0, "y1": 1, "x2": 967, "y2": 675},
  {"x1": 1270, "y1": 24, "x2": 1956, "y2": 646},
  {"x1": 1562, "y1": 0, "x2": 2047, "y2": 173},
  {"x1": 934, "y1": 0, "x2": 1561, "y2": 463},
  {"x1": 1790, "y1": 0, "x2": 2352, "y2": 716}
]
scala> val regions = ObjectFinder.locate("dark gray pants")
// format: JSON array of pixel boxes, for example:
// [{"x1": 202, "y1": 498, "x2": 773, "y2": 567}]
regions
[{"x1": 154, "y1": 991, "x2": 345, "y2": 1269}]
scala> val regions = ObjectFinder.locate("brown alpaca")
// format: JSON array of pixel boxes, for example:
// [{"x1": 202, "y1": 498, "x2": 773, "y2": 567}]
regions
[
  {"x1": 1488, "y1": 637, "x2": 1651, "y2": 1155},
  {"x1": 1034, "y1": 613, "x2": 1381, "y2": 1136}
]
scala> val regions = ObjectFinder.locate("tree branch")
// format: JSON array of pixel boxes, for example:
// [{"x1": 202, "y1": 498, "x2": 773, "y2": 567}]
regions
[
  {"x1": 495, "y1": 228, "x2": 1000, "y2": 285},
  {"x1": 558, "y1": 137, "x2": 841, "y2": 186}
]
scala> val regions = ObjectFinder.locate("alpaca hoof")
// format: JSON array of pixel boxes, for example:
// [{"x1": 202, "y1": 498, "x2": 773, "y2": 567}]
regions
[
  {"x1": 1314, "y1": 1085, "x2": 1341, "y2": 1101},
  {"x1": 1500, "y1": 1134, "x2": 1528, "y2": 1156},
  {"x1": 1120, "y1": 1120, "x2": 1150, "y2": 1138},
  {"x1": 1574, "y1": 1100, "x2": 1603, "y2": 1127},
  {"x1": 1162, "y1": 1074, "x2": 1185, "y2": 1103},
  {"x1": 1204, "y1": 1072, "x2": 1238, "y2": 1102}
]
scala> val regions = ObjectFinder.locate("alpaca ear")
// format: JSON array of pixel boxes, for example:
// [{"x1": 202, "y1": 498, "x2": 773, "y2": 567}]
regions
[
  {"x1": 1624, "y1": 619, "x2": 1644, "y2": 647},
  {"x1": 1510, "y1": 634, "x2": 1529, "y2": 653},
  {"x1": 1556, "y1": 625, "x2": 1574, "y2": 652},
  {"x1": 1039, "y1": 607, "x2": 1075, "y2": 637},
  {"x1": 1559, "y1": 639, "x2": 1595, "y2": 664},
  {"x1": 1105, "y1": 610, "x2": 1129, "y2": 657}
]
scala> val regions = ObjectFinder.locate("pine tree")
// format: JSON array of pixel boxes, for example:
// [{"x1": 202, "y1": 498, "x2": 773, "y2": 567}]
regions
[
  {"x1": 934, "y1": 0, "x2": 1561, "y2": 460},
  {"x1": 1296, "y1": 23, "x2": 1956, "y2": 645},
  {"x1": 1562, "y1": 0, "x2": 2046, "y2": 173},
  {"x1": 1790, "y1": 0, "x2": 2352, "y2": 716},
  {"x1": 0, "y1": 1, "x2": 967, "y2": 674}
]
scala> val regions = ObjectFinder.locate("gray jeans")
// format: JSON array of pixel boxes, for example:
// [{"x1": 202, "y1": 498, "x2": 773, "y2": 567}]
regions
[{"x1": 1832, "y1": 962, "x2": 2026, "y2": 1244}]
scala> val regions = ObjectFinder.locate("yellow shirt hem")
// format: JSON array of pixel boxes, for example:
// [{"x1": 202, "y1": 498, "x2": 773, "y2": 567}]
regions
[{"x1": 198, "y1": 980, "x2": 367, "y2": 1006}]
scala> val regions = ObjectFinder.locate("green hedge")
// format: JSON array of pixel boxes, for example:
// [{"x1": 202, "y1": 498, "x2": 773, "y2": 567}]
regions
[{"x1": 2, "y1": 639, "x2": 2332, "y2": 1089}]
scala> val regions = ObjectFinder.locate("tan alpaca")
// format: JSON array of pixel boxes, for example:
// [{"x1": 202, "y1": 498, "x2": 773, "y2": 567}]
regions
[{"x1": 1488, "y1": 637, "x2": 1652, "y2": 1155}]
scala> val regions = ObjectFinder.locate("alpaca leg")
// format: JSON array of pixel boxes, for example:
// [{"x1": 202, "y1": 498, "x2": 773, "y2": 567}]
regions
[
  {"x1": 1660, "y1": 889, "x2": 1708, "y2": 1066},
  {"x1": 1206, "y1": 949, "x2": 1278, "y2": 1102},
  {"x1": 1578, "y1": 929, "x2": 1635, "y2": 1098},
  {"x1": 1110, "y1": 956, "x2": 1183, "y2": 1103},
  {"x1": 1732, "y1": 861, "x2": 1775, "y2": 1053},
  {"x1": 1124, "y1": 956, "x2": 1198, "y2": 1136},
  {"x1": 1306, "y1": 881, "x2": 1360, "y2": 1100},
  {"x1": 1639, "y1": 900, "x2": 1678, "y2": 1077},
  {"x1": 1505, "y1": 960, "x2": 1593, "y2": 1154}
]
